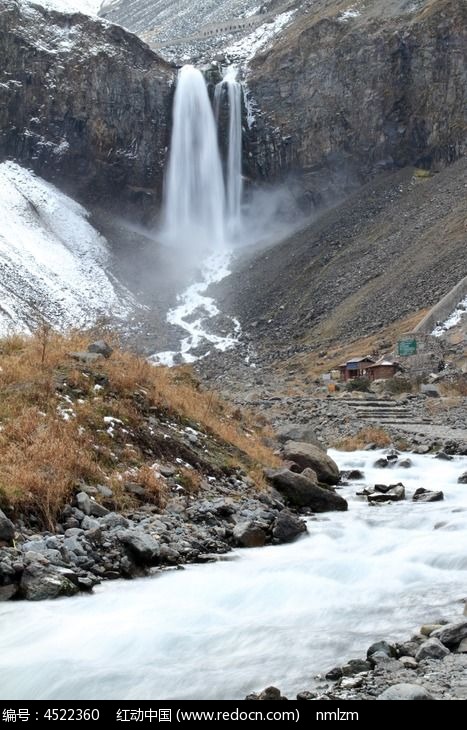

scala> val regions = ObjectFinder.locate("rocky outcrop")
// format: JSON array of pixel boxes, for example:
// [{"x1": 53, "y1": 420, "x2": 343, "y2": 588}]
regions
[
  {"x1": 0, "y1": 0, "x2": 175, "y2": 218},
  {"x1": 247, "y1": 0, "x2": 466, "y2": 199}
]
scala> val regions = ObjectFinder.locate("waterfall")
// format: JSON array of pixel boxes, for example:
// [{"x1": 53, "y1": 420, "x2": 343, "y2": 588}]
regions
[
  {"x1": 215, "y1": 68, "x2": 243, "y2": 236},
  {"x1": 162, "y1": 65, "x2": 226, "y2": 251}
]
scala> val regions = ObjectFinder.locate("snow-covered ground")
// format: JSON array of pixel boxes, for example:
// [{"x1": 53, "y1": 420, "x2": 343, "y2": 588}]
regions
[
  {"x1": 0, "y1": 162, "x2": 134, "y2": 336},
  {"x1": 30, "y1": 0, "x2": 103, "y2": 16},
  {"x1": 224, "y1": 9, "x2": 296, "y2": 63},
  {"x1": 432, "y1": 296, "x2": 467, "y2": 337}
]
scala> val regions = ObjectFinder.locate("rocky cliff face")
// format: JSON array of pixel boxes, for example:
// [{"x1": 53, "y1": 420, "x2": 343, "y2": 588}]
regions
[
  {"x1": 0, "y1": 0, "x2": 175, "y2": 218},
  {"x1": 246, "y1": 0, "x2": 467, "y2": 203}
]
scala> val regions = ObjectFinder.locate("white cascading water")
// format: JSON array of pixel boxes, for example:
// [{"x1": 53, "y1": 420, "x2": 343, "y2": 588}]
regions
[
  {"x1": 162, "y1": 65, "x2": 226, "y2": 251},
  {"x1": 2, "y1": 450, "x2": 467, "y2": 700},
  {"x1": 154, "y1": 65, "x2": 243, "y2": 366}
]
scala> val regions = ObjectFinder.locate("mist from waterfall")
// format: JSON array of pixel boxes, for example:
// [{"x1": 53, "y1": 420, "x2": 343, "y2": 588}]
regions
[{"x1": 162, "y1": 65, "x2": 226, "y2": 251}]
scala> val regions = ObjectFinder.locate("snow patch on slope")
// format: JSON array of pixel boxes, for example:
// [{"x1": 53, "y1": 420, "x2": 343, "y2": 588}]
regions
[
  {"x1": 28, "y1": 0, "x2": 103, "y2": 16},
  {"x1": 224, "y1": 10, "x2": 296, "y2": 63},
  {"x1": 0, "y1": 162, "x2": 133, "y2": 335}
]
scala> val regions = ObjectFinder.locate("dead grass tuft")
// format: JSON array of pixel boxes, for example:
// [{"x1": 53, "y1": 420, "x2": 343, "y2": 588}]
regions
[{"x1": 334, "y1": 427, "x2": 392, "y2": 451}]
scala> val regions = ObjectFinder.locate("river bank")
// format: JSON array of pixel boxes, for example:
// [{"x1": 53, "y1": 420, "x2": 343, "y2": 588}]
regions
[{"x1": 1, "y1": 448, "x2": 467, "y2": 699}]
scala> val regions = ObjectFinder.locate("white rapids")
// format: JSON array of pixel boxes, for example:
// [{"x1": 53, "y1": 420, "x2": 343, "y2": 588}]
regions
[{"x1": 1, "y1": 449, "x2": 467, "y2": 700}]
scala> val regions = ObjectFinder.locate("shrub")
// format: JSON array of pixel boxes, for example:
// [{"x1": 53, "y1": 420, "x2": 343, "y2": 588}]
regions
[{"x1": 346, "y1": 377, "x2": 371, "y2": 392}]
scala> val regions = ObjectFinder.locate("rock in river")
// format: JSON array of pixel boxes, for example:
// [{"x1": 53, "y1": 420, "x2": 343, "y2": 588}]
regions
[
  {"x1": 282, "y1": 442, "x2": 340, "y2": 485},
  {"x1": 265, "y1": 468, "x2": 347, "y2": 512}
]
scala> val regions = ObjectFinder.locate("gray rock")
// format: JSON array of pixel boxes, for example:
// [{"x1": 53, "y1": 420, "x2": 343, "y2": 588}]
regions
[
  {"x1": 272, "y1": 510, "x2": 307, "y2": 543},
  {"x1": 340, "y1": 469, "x2": 365, "y2": 481},
  {"x1": 296, "y1": 691, "x2": 317, "y2": 700},
  {"x1": 89, "y1": 502, "x2": 110, "y2": 518},
  {"x1": 399, "y1": 656, "x2": 418, "y2": 669},
  {"x1": 421, "y1": 384, "x2": 440, "y2": 398},
  {"x1": 87, "y1": 340, "x2": 113, "y2": 358},
  {"x1": 0, "y1": 509, "x2": 15, "y2": 545},
  {"x1": 435, "y1": 451, "x2": 452, "y2": 461},
  {"x1": 413, "y1": 488, "x2": 444, "y2": 503},
  {"x1": 0, "y1": 584, "x2": 17, "y2": 601},
  {"x1": 117, "y1": 530, "x2": 160, "y2": 565},
  {"x1": 69, "y1": 351, "x2": 103, "y2": 365},
  {"x1": 374, "y1": 457, "x2": 389, "y2": 468},
  {"x1": 367, "y1": 640, "x2": 397, "y2": 659},
  {"x1": 82, "y1": 516, "x2": 100, "y2": 531},
  {"x1": 432, "y1": 621, "x2": 467, "y2": 648},
  {"x1": 455, "y1": 638, "x2": 467, "y2": 653},
  {"x1": 342, "y1": 659, "x2": 371, "y2": 675},
  {"x1": 96, "y1": 484, "x2": 114, "y2": 498},
  {"x1": 458, "y1": 472, "x2": 467, "y2": 484},
  {"x1": 415, "y1": 637, "x2": 450, "y2": 661},
  {"x1": 420, "y1": 624, "x2": 443, "y2": 636},
  {"x1": 282, "y1": 442, "x2": 340, "y2": 485},
  {"x1": 368, "y1": 484, "x2": 405, "y2": 502},
  {"x1": 20, "y1": 563, "x2": 79, "y2": 600},
  {"x1": 276, "y1": 424, "x2": 321, "y2": 447},
  {"x1": 233, "y1": 521, "x2": 267, "y2": 548},
  {"x1": 301, "y1": 467, "x2": 318, "y2": 483},
  {"x1": 398, "y1": 458, "x2": 413, "y2": 468},
  {"x1": 377, "y1": 683, "x2": 434, "y2": 700},
  {"x1": 325, "y1": 666, "x2": 343, "y2": 681},
  {"x1": 100, "y1": 512, "x2": 130, "y2": 529},
  {"x1": 265, "y1": 468, "x2": 347, "y2": 511},
  {"x1": 76, "y1": 492, "x2": 92, "y2": 516},
  {"x1": 257, "y1": 686, "x2": 286, "y2": 701}
]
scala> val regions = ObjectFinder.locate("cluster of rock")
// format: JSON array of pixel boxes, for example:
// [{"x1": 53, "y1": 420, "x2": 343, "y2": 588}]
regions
[
  {"x1": 249, "y1": 617, "x2": 467, "y2": 700},
  {"x1": 0, "y1": 478, "x2": 307, "y2": 601}
]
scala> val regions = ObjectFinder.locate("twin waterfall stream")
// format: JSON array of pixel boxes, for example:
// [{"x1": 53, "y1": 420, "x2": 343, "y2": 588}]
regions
[{"x1": 154, "y1": 65, "x2": 243, "y2": 366}]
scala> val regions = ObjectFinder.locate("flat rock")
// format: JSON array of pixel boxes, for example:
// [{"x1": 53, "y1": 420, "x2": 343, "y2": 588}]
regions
[
  {"x1": 413, "y1": 488, "x2": 444, "y2": 503},
  {"x1": 282, "y1": 442, "x2": 340, "y2": 485},
  {"x1": 377, "y1": 683, "x2": 434, "y2": 700}
]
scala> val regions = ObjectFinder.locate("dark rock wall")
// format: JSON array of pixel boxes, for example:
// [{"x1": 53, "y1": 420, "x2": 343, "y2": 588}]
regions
[
  {"x1": 246, "y1": 0, "x2": 467, "y2": 201},
  {"x1": 0, "y1": 0, "x2": 175, "y2": 218}
]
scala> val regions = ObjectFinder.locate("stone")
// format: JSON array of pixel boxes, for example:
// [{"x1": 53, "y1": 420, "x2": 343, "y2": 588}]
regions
[
  {"x1": 233, "y1": 521, "x2": 267, "y2": 548},
  {"x1": 282, "y1": 442, "x2": 340, "y2": 485},
  {"x1": 272, "y1": 510, "x2": 306, "y2": 543},
  {"x1": 368, "y1": 484, "x2": 405, "y2": 502},
  {"x1": 82, "y1": 516, "x2": 100, "y2": 531},
  {"x1": 117, "y1": 530, "x2": 160, "y2": 564},
  {"x1": 367, "y1": 640, "x2": 397, "y2": 659},
  {"x1": 377, "y1": 684, "x2": 434, "y2": 700},
  {"x1": 398, "y1": 458, "x2": 413, "y2": 469},
  {"x1": 296, "y1": 691, "x2": 317, "y2": 700},
  {"x1": 432, "y1": 621, "x2": 467, "y2": 648},
  {"x1": 397, "y1": 641, "x2": 421, "y2": 658},
  {"x1": 420, "y1": 624, "x2": 443, "y2": 636},
  {"x1": 100, "y1": 512, "x2": 130, "y2": 530},
  {"x1": 265, "y1": 468, "x2": 347, "y2": 511},
  {"x1": 421, "y1": 384, "x2": 440, "y2": 398},
  {"x1": 412, "y1": 488, "x2": 444, "y2": 503},
  {"x1": 340, "y1": 469, "x2": 365, "y2": 481},
  {"x1": 435, "y1": 451, "x2": 453, "y2": 461},
  {"x1": 455, "y1": 638, "x2": 467, "y2": 653},
  {"x1": 341, "y1": 659, "x2": 371, "y2": 676},
  {"x1": 89, "y1": 502, "x2": 110, "y2": 517},
  {"x1": 20, "y1": 563, "x2": 79, "y2": 600},
  {"x1": 76, "y1": 491, "x2": 92, "y2": 516},
  {"x1": 301, "y1": 467, "x2": 318, "y2": 483},
  {"x1": 325, "y1": 666, "x2": 343, "y2": 681},
  {"x1": 399, "y1": 656, "x2": 418, "y2": 669},
  {"x1": 415, "y1": 638, "x2": 450, "y2": 661},
  {"x1": 87, "y1": 340, "x2": 113, "y2": 358},
  {"x1": 276, "y1": 424, "x2": 321, "y2": 447},
  {"x1": 374, "y1": 458, "x2": 389, "y2": 468},
  {"x1": 458, "y1": 472, "x2": 467, "y2": 484},
  {"x1": 0, "y1": 584, "x2": 17, "y2": 601},
  {"x1": 257, "y1": 686, "x2": 285, "y2": 701},
  {"x1": 0, "y1": 509, "x2": 15, "y2": 545}
]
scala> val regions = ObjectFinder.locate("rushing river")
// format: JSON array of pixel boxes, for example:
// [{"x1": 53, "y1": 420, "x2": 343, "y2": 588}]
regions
[{"x1": 1, "y1": 450, "x2": 467, "y2": 700}]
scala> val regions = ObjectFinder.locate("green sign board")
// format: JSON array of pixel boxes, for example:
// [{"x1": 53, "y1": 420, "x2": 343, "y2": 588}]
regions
[{"x1": 398, "y1": 338, "x2": 417, "y2": 357}]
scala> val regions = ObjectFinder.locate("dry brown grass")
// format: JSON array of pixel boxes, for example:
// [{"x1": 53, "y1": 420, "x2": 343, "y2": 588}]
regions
[
  {"x1": 334, "y1": 427, "x2": 392, "y2": 451},
  {"x1": 0, "y1": 330, "x2": 279, "y2": 526}
]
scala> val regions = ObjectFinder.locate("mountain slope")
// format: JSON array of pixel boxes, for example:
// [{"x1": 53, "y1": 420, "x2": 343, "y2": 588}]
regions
[{"x1": 0, "y1": 162, "x2": 134, "y2": 334}]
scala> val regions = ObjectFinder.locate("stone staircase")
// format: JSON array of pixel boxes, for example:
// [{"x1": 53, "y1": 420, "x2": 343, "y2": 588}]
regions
[{"x1": 339, "y1": 397, "x2": 431, "y2": 427}]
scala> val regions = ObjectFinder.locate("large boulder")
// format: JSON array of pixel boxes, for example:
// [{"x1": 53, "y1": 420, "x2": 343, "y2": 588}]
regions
[
  {"x1": 413, "y1": 488, "x2": 444, "y2": 503},
  {"x1": 282, "y1": 442, "x2": 340, "y2": 485},
  {"x1": 432, "y1": 621, "x2": 467, "y2": 648},
  {"x1": 415, "y1": 638, "x2": 450, "y2": 661},
  {"x1": 20, "y1": 559, "x2": 79, "y2": 601},
  {"x1": 265, "y1": 469, "x2": 347, "y2": 512},
  {"x1": 0, "y1": 509, "x2": 15, "y2": 545}
]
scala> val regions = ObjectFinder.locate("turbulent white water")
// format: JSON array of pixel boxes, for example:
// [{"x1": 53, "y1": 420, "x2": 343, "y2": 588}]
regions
[
  {"x1": 162, "y1": 65, "x2": 226, "y2": 251},
  {"x1": 155, "y1": 65, "x2": 244, "y2": 365},
  {"x1": 2, "y1": 449, "x2": 467, "y2": 700}
]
